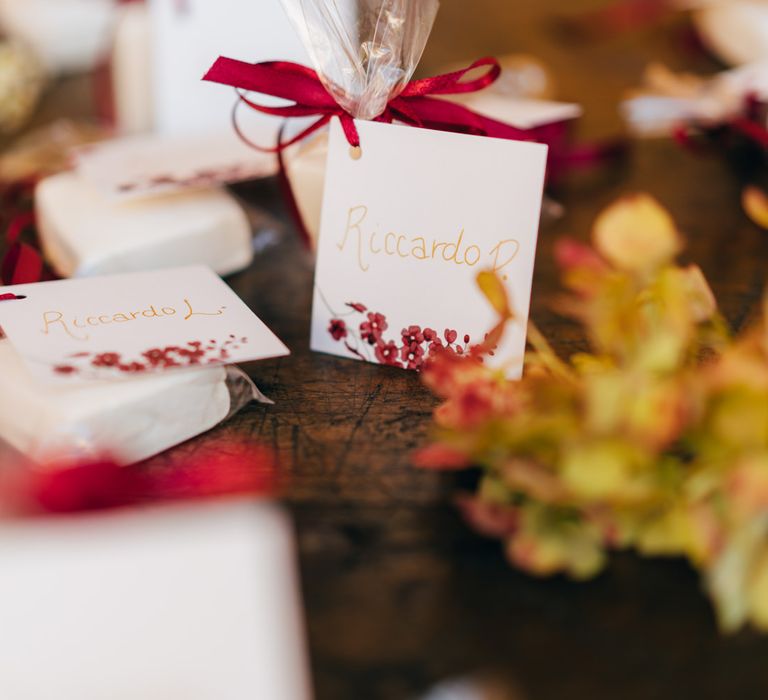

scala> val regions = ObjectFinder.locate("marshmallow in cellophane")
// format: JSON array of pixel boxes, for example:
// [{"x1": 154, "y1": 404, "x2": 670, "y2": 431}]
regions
[
  {"x1": 0, "y1": 338, "x2": 270, "y2": 466},
  {"x1": 0, "y1": 265, "x2": 288, "y2": 466},
  {"x1": 0, "y1": 500, "x2": 311, "y2": 700},
  {"x1": 277, "y1": 0, "x2": 579, "y2": 247},
  {"x1": 274, "y1": 0, "x2": 437, "y2": 246},
  {"x1": 35, "y1": 171, "x2": 254, "y2": 278},
  {"x1": 0, "y1": 336, "x2": 227, "y2": 465}
]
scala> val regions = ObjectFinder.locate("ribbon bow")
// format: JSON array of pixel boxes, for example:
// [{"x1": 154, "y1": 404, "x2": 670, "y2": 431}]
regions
[{"x1": 203, "y1": 57, "x2": 533, "y2": 150}]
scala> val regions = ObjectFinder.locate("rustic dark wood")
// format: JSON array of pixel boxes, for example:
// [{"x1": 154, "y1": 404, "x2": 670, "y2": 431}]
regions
[{"x1": 9, "y1": 1, "x2": 768, "y2": 697}]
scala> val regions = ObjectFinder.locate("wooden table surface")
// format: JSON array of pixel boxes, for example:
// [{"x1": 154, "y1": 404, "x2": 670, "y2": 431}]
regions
[{"x1": 11, "y1": 1, "x2": 768, "y2": 698}]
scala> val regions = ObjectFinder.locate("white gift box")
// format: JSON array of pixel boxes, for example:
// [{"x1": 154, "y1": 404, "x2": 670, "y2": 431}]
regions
[
  {"x1": 36, "y1": 171, "x2": 254, "y2": 279},
  {"x1": 0, "y1": 499, "x2": 312, "y2": 700},
  {"x1": 0, "y1": 0, "x2": 116, "y2": 74},
  {"x1": 111, "y1": 2, "x2": 154, "y2": 135},
  {"x1": 148, "y1": 0, "x2": 308, "y2": 136},
  {"x1": 0, "y1": 338, "x2": 231, "y2": 465},
  {"x1": 107, "y1": 0, "x2": 308, "y2": 137}
]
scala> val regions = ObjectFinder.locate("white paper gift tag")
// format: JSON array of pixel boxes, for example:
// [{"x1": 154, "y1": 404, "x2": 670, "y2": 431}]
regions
[
  {"x1": 310, "y1": 119, "x2": 547, "y2": 378},
  {"x1": 75, "y1": 132, "x2": 278, "y2": 202},
  {"x1": 0, "y1": 266, "x2": 289, "y2": 384}
]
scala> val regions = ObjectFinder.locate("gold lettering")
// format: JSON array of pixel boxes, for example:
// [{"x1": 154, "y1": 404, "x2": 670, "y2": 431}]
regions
[
  {"x1": 337, "y1": 205, "x2": 369, "y2": 272},
  {"x1": 183, "y1": 298, "x2": 225, "y2": 321},
  {"x1": 41, "y1": 311, "x2": 88, "y2": 341},
  {"x1": 490, "y1": 239, "x2": 521, "y2": 278},
  {"x1": 113, "y1": 313, "x2": 131, "y2": 323},
  {"x1": 442, "y1": 229, "x2": 465, "y2": 265},
  {"x1": 332, "y1": 205, "x2": 505, "y2": 274},
  {"x1": 396, "y1": 235, "x2": 409, "y2": 259},
  {"x1": 337, "y1": 205, "x2": 367, "y2": 251},
  {"x1": 464, "y1": 245, "x2": 481, "y2": 266},
  {"x1": 431, "y1": 240, "x2": 447, "y2": 258},
  {"x1": 412, "y1": 237, "x2": 427, "y2": 260},
  {"x1": 142, "y1": 305, "x2": 160, "y2": 318},
  {"x1": 162, "y1": 307, "x2": 177, "y2": 316}
]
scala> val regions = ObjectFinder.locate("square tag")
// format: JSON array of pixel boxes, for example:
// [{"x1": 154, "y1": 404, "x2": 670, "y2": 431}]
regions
[
  {"x1": 74, "y1": 132, "x2": 278, "y2": 202},
  {"x1": 0, "y1": 266, "x2": 289, "y2": 384},
  {"x1": 310, "y1": 119, "x2": 547, "y2": 378}
]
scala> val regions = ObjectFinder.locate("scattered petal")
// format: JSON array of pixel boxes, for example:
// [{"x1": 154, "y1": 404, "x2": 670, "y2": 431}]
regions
[
  {"x1": 477, "y1": 270, "x2": 512, "y2": 318},
  {"x1": 743, "y1": 186, "x2": 768, "y2": 230},
  {"x1": 593, "y1": 193, "x2": 681, "y2": 271}
]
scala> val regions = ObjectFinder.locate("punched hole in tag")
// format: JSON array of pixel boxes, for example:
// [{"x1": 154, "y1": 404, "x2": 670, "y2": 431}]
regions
[{"x1": 349, "y1": 146, "x2": 362, "y2": 161}]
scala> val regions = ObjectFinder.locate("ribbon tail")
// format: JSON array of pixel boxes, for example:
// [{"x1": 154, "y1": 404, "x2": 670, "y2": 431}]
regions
[
  {"x1": 2, "y1": 208, "x2": 44, "y2": 285},
  {"x1": 393, "y1": 96, "x2": 533, "y2": 141},
  {"x1": 276, "y1": 124, "x2": 314, "y2": 250},
  {"x1": 338, "y1": 114, "x2": 360, "y2": 148},
  {"x1": 232, "y1": 95, "x2": 331, "y2": 153},
  {"x1": 730, "y1": 117, "x2": 768, "y2": 149},
  {"x1": 3, "y1": 242, "x2": 43, "y2": 286},
  {"x1": 401, "y1": 57, "x2": 502, "y2": 98},
  {"x1": 6, "y1": 212, "x2": 35, "y2": 245},
  {"x1": 204, "y1": 57, "x2": 335, "y2": 107},
  {"x1": 548, "y1": 138, "x2": 629, "y2": 184}
]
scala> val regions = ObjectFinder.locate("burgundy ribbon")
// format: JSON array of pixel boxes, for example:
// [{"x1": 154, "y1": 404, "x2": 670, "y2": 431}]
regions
[
  {"x1": 0, "y1": 179, "x2": 46, "y2": 286},
  {"x1": 1, "y1": 438, "x2": 278, "y2": 516},
  {"x1": 203, "y1": 57, "x2": 533, "y2": 150},
  {"x1": 203, "y1": 56, "x2": 627, "y2": 245},
  {"x1": 674, "y1": 94, "x2": 768, "y2": 154}
]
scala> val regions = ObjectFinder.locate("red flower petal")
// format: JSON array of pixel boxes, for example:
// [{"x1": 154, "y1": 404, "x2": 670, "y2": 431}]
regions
[{"x1": 412, "y1": 444, "x2": 470, "y2": 470}]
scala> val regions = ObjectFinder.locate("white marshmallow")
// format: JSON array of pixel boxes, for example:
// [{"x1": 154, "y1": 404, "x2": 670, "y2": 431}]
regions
[
  {"x1": 36, "y1": 171, "x2": 254, "y2": 278},
  {"x1": 0, "y1": 339, "x2": 231, "y2": 465}
]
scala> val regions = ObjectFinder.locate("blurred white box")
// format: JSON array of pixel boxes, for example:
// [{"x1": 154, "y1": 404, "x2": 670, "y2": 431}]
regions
[
  {"x1": 148, "y1": 0, "x2": 308, "y2": 136},
  {"x1": 0, "y1": 499, "x2": 312, "y2": 700},
  {"x1": 0, "y1": 0, "x2": 116, "y2": 73}
]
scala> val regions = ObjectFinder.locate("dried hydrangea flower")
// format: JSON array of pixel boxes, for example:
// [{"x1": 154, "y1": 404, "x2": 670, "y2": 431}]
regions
[{"x1": 417, "y1": 193, "x2": 768, "y2": 634}]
